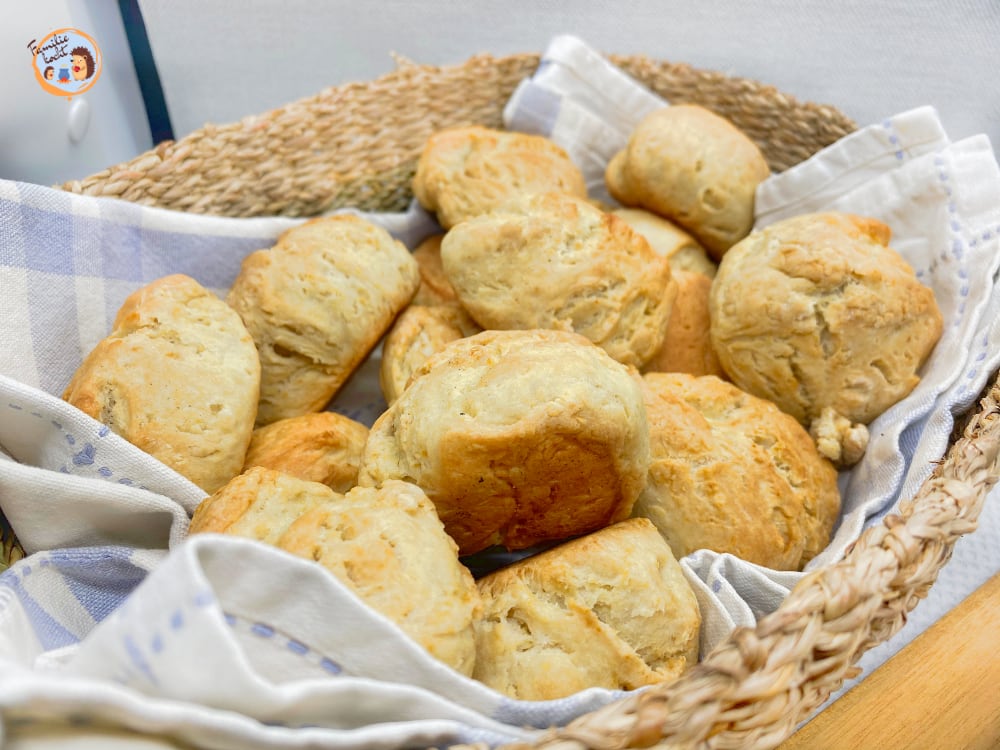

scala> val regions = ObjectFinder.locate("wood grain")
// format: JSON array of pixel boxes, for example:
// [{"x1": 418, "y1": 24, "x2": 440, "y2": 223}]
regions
[{"x1": 779, "y1": 571, "x2": 1000, "y2": 750}]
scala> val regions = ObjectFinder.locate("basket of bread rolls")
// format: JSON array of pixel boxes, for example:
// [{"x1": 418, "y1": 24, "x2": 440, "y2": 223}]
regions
[{"x1": 8, "y1": 44, "x2": 995, "y2": 749}]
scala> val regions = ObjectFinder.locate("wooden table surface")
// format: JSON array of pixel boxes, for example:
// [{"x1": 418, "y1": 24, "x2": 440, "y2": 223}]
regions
[{"x1": 778, "y1": 570, "x2": 1000, "y2": 750}]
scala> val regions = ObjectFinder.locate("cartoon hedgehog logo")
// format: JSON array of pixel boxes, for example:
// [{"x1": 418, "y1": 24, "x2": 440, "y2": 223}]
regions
[
  {"x1": 30, "y1": 28, "x2": 102, "y2": 98},
  {"x1": 70, "y1": 46, "x2": 96, "y2": 81}
]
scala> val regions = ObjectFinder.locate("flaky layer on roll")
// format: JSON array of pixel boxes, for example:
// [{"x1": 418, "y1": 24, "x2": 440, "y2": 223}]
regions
[
  {"x1": 379, "y1": 304, "x2": 481, "y2": 405},
  {"x1": 277, "y1": 480, "x2": 482, "y2": 676},
  {"x1": 63, "y1": 274, "x2": 260, "y2": 494},
  {"x1": 191, "y1": 469, "x2": 482, "y2": 676},
  {"x1": 189, "y1": 466, "x2": 331, "y2": 544},
  {"x1": 227, "y1": 215, "x2": 418, "y2": 425},
  {"x1": 473, "y1": 518, "x2": 701, "y2": 700},
  {"x1": 441, "y1": 192, "x2": 677, "y2": 368},
  {"x1": 413, "y1": 126, "x2": 587, "y2": 229}
]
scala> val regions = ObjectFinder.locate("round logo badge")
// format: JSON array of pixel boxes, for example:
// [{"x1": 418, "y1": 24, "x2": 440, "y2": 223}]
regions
[{"x1": 30, "y1": 28, "x2": 102, "y2": 99}]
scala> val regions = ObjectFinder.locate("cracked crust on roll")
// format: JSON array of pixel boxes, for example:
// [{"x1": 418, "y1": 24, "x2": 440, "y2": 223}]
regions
[
  {"x1": 632, "y1": 373, "x2": 841, "y2": 570},
  {"x1": 709, "y1": 212, "x2": 943, "y2": 433},
  {"x1": 472, "y1": 518, "x2": 700, "y2": 700}
]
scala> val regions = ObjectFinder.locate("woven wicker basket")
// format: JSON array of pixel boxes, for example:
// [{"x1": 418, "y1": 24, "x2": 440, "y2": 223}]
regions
[{"x1": 6, "y1": 51, "x2": 996, "y2": 748}]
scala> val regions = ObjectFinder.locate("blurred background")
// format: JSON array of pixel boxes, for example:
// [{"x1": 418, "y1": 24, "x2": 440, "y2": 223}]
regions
[{"x1": 2, "y1": 0, "x2": 999, "y2": 186}]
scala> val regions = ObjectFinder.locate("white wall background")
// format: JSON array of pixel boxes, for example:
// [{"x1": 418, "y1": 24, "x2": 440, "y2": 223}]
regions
[{"x1": 139, "y1": 0, "x2": 1000, "y2": 150}]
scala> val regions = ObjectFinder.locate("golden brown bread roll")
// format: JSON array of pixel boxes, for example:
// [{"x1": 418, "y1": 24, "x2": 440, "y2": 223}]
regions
[
  {"x1": 632, "y1": 373, "x2": 841, "y2": 570},
  {"x1": 410, "y1": 234, "x2": 457, "y2": 306},
  {"x1": 379, "y1": 304, "x2": 481, "y2": 405},
  {"x1": 242, "y1": 412, "x2": 369, "y2": 493},
  {"x1": 606, "y1": 105, "x2": 770, "y2": 259},
  {"x1": 189, "y1": 466, "x2": 331, "y2": 544},
  {"x1": 611, "y1": 208, "x2": 717, "y2": 278},
  {"x1": 440, "y1": 192, "x2": 677, "y2": 368},
  {"x1": 227, "y1": 216, "x2": 419, "y2": 426},
  {"x1": 412, "y1": 126, "x2": 587, "y2": 229},
  {"x1": 63, "y1": 274, "x2": 260, "y2": 494},
  {"x1": 709, "y1": 212, "x2": 943, "y2": 464},
  {"x1": 191, "y1": 469, "x2": 482, "y2": 675},
  {"x1": 643, "y1": 270, "x2": 726, "y2": 379},
  {"x1": 473, "y1": 518, "x2": 700, "y2": 700},
  {"x1": 358, "y1": 329, "x2": 651, "y2": 555},
  {"x1": 277, "y1": 480, "x2": 482, "y2": 676}
]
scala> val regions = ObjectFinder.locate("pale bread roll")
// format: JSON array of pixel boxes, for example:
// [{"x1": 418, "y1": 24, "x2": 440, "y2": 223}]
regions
[
  {"x1": 709, "y1": 212, "x2": 943, "y2": 463},
  {"x1": 243, "y1": 412, "x2": 369, "y2": 493},
  {"x1": 277, "y1": 480, "x2": 482, "y2": 676},
  {"x1": 632, "y1": 373, "x2": 841, "y2": 570},
  {"x1": 611, "y1": 208, "x2": 717, "y2": 278},
  {"x1": 441, "y1": 192, "x2": 677, "y2": 368},
  {"x1": 473, "y1": 518, "x2": 700, "y2": 700},
  {"x1": 63, "y1": 274, "x2": 259, "y2": 494},
  {"x1": 643, "y1": 270, "x2": 726, "y2": 379},
  {"x1": 189, "y1": 466, "x2": 331, "y2": 544},
  {"x1": 412, "y1": 126, "x2": 587, "y2": 229},
  {"x1": 227, "y1": 215, "x2": 419, "y2": 426},
  {"x1": 379, "y1": 304, "x2": 481, "y2": 405},
  {"x1": 358, "y1": 329, "x2": 651, "y2": 555},
  {"x1": 606, "y1": 105, "x2": 770, "y2": 259}
]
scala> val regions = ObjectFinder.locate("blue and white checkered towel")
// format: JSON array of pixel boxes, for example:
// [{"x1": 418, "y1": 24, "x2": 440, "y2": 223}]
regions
[{"x1": 2, "y1": 34, "x2": 1000, "y2": 749}]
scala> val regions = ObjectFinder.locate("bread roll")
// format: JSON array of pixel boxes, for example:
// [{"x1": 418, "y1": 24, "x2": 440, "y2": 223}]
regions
[
  {"x1": 192, "y1": 470, "x2": 481, "y2": 675},
  {"x1": 358, "y1": 329, "x2": 651, "y2": 555},
  {"x1": 243, "y1": 412, "x2": 369, "y2": 493},
  {"x1": 410, "y1": 234, "x2": 457, "y2": 306},
  {"x1": 709, "y1": 212, "x2": 943, "y2": 464},
  {"x1": 189, "y1": 466, "x2": 330, "y2": 544},
  {"x1": 441, "y1": 192, "x2": 677, "y2": 368},
  {"x1": 412, "y1": 126, "x2": 587, "y2": 229},
  {"x1": 606, "y1": 105, "x2": 770, "y2": 259},
  {"x1": 227, "y1": 216, "x2": 419, "y2": 425},
  {"x1": 277, "y1": 480, "x2": 482, "y2": 676},
  {"x1": 473, "y1": 518, "x2": 700, "y2": 700},
  {"x1": 379, "y1": 304, "x2": 481, "y2": 405},
  {"x1": 643, "y1": 270, "x2": 726, "y2": 379},
  {"x1": 63, "y1": 274, "x2": 259, "y2": 493},
  {"x1": 611, "y1": 208, "x2": 717, "y2": 278},
  {"x1": 632, "y1": 373, "x2": 841, "y2": 570}
]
